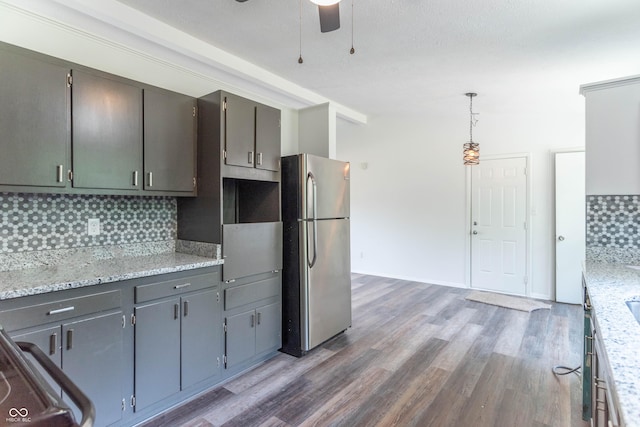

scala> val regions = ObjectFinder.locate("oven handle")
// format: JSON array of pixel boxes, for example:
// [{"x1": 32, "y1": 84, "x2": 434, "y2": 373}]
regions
[{"x1": 17, "y1": 341, "x2": 95, "y2": 427}]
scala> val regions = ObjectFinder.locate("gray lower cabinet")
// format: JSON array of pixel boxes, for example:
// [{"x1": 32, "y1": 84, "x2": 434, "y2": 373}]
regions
[
  {"x1": 134, "y1": 287, "x2": 221, "y2": 412},
  {"x1": 225, "y1": 301, "x2": 281, "y2": 368},
  {"x1": 0, "y1": 45, "x2": 70, "y2": 188},
  {"x1": 223, "y1": 272, "x2": 282, "y2": 370},
  {"x1": 11, "y1": 311, "x2": 124, "y2": 427}
]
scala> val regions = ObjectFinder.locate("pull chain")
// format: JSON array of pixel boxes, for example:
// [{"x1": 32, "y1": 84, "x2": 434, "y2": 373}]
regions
[
  {"x1": 298, "y1": 0, "x2": 303, "y2": 64},
  {"x1": 350, "y1": 0, "x2": 355, "y2": 55}
]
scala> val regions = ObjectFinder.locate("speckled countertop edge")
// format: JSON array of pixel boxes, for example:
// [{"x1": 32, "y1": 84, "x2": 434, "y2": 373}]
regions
[
  {"x1": 583, "y1": 261, "x2": 640, "y2": 427},
  {"x1": 0, "y1": 252, "x2": 223, "y2": 300}
]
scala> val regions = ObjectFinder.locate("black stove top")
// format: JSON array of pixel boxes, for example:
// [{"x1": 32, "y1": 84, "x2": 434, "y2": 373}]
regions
[{"x1": 0, "y1": 327, "x2": 78, "y2": 427}]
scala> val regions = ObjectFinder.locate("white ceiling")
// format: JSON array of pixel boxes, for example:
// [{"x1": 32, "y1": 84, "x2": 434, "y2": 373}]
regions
[{"x1": 107, "y1": 0, "x2": 640, "y2": 118}]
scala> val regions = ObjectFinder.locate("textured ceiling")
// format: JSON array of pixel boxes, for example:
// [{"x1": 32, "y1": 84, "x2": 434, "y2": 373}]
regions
[{"x1": 116, "y1": 0, "x2": 640, "y2": 117}]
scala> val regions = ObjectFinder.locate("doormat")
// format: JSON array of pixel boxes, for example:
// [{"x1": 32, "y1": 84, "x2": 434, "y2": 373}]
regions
[{"x1": 465, "y1": 291, "x2": 552, "y2": 312}]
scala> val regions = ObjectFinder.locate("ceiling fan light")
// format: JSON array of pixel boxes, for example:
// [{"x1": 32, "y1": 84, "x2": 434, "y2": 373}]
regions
[{"x1": 310, "y1": 0, "x2": 341, "y2": 5}]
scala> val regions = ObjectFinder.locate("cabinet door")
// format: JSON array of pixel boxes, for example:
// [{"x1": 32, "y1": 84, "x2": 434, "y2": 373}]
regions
[
  {"x1": 181, "y1": 289, "x2": 221, "y2": 389},
  {"x1": 224, "y1": 93, "x2": 256, "y2": 169},
  {"x1": 225, "y1": 309, "x2": 256, "y2": 368},
  {"x1": 0, "y1": 49, "x2": 69, "y2": 187},
  {"x1": 256, "y1": 302, "x2": 281, "y2": 354},
  {"x1": 134, "y1": 298, "x2": 181, "y2": 411},
  {"x1": 62, "y1": 312, "x2": 123, "y2": 427},
  {"x1": 11, "y1": 326, "x2": 62, "y2": 395},
  {"x1": 143, "y1": 89, "x2": 196, "y2": 193},
  {"x1": 255, "y1": 104, "x2": 281, "y2": 172},
  {"x1": 72, "y1": 69, "x2": 142, "y2": 190}
]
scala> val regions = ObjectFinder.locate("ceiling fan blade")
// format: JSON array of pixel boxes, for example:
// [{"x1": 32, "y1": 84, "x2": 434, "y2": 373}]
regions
[{"x1": 318, "y1": 4, "x2": 340, "y2": 33}]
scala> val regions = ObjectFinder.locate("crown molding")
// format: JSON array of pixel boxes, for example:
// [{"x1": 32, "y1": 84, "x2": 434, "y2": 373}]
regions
[{"x1": 0, "y1": 0, "x2": 367, "y2": 124}]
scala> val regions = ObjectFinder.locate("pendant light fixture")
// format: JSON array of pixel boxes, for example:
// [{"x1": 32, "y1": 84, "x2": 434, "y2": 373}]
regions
[{"x1": 463, "y1": 92, "x2": 480, "y2": 166}]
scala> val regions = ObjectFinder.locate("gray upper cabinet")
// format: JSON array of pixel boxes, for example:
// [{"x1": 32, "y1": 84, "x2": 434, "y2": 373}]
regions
[
  {"x1": 71, "y1": 69, "x2": 143, "y2": 190},
  {"x1": 224, "y1": 93, "x2": 256, "y2": 169},
  {"x1": 221, "y1": 91, "x2": 281, "y2": 173},
  {"x1": 143, "y1": 88, "x2": 196, "y2": 193},
  {"x1": 255, "y1": 104, "x2": 281, "y2": 172},
  {"x1": 0, "y1": 47, "x2": 70, "y2": 188}
]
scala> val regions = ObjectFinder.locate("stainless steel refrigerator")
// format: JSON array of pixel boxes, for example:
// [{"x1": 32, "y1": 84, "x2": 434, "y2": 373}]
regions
[{"x1": 281, "y1": 154, "x2": 352, "y2": 357}]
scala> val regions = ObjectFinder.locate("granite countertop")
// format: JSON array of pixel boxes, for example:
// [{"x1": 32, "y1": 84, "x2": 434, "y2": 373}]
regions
[
  {"x1": 0, "y1": 246, "x2": 223, "y2": 300},
  {"x1": 583, "y1": 261, "x2": 640, "y2": 426}
]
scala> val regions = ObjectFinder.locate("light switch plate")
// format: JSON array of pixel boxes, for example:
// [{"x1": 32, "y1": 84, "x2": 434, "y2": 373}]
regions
[{"x1": 88, "y1": 218, "x2": 100, "y2": 236}]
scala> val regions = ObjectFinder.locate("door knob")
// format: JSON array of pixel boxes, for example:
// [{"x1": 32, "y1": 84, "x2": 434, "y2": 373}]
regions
[
  {"x1": 472, "y1": 230, "x2": 478, "y2": 235},
  {"x1": 558, "y1": 236, "x2": 565, "y2": 241}
]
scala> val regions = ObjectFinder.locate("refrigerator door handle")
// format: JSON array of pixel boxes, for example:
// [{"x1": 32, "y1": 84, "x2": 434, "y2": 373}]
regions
[{"x1": 307, "y1": 172, "x2": 318, "y2": 268}]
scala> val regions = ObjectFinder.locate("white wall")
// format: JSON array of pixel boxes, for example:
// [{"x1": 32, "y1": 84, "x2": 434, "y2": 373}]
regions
[
  {"x1": 583, "y1": 78, "x2": 640, "y2": 195},
  {"x1": 338, "y1": 104, "x2": 585, "y2": 299}
]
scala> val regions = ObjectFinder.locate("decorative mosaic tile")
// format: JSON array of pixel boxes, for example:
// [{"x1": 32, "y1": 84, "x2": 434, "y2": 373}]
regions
[
  {"x1": 0, "y1": 192, "x2": 176, "y2": 254},
  {"x1": 586, "y1": 195, "x2": 640, "y2": 249}
]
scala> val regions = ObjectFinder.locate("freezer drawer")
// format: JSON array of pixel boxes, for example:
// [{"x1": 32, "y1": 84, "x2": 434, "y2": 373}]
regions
[{"x1": 222, "y1": 222, "x2": 283, "y2": 281}]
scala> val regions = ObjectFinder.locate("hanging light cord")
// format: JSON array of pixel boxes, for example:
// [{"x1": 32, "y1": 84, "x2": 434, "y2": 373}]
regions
[
  {"x1": 298, "y1": 0, "x2": 303, "y2": 64},
  {"x1": 350, "y1": 0, "x2": 355, "y2": 54},
  {"x1": 469, "y1": 95, "x2": 473, "y2": 142}
]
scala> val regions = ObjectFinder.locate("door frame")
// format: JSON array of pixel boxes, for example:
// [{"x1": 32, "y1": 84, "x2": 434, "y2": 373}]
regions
[{"x1": 464, "y1": 153, "x2": 532, "y2": 296}]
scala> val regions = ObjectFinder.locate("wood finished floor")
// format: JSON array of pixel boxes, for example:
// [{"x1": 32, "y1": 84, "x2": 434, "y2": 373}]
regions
[{"x1": 142, "y1": 274, "x2": 587, "y2": 427}]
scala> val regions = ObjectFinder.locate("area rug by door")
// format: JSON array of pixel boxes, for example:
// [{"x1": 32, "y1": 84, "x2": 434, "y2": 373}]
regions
[{"x1": 465, "y1": 291, "x2": 551, "y2": 312}]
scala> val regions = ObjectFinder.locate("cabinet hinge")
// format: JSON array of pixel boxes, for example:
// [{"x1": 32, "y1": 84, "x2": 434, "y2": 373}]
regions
[
  {"x1": 121, "y1": 315, "x2": 126, "y2": 329},
  {"x1": 223, "y1": 321, "x2": 227, "y2": 333},
  {"x1": 130, "y1": 395, "x2": 136, "y2": 408},
  {"x1": 217, "y1": 357, "x2": 221, "y2": 368},
  {"x1": 68, "y1": 170, "x2": 73, "y2": 182},
  {"x1": 223, "y1": 354, "x2": 227, "y2": 368},
  {"x1": 121, "y1": 398, "x2": 126, "y2": 412},
  {"x1": 193, "y1": 106, "x2": 196, "y2": 117},
  {"x1": 66, "y1": 73, "x2": 72, "y2": 87},
  {"x1": 223, "y1": 150, "x2": 227, "y2": 160},
  {"x1": 193, "y1": 177, "x2": 196, "y2": 188},
  {"x1": 130, "y1": 314, "x2": 136, "y2": 326},
  {"x1": 223, "y1": 99, "x2": 227, "y2": 111},
  {"x1": 216, "y1": 291, "x2": 220, "y2": 303}
]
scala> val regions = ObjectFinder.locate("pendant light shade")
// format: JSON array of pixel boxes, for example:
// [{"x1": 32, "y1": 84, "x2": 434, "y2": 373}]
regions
[
  {"x1": 463, "y1": 93, "x2": 480, "y2": 166},
  {"x1": 309, "y1": 0, "x2": 341, "y2": 4}
]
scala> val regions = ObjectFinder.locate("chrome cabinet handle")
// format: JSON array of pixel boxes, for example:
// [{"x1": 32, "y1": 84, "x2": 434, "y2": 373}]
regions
[
  {"x1": 257, "y1": 312, "x2": 261, "y2": 325},
  {"x1": 174, "y1": 283, "x2": 191, "y2": 290},
  {"x1": 133, "y1": 171, "x2": 138, "y2": 186},
  {"x1": 174, "y1": 303, "x2": 179, "y2": 320},
  {"x1": 148, "y1": 172, "x2": 153, "y2": 187},
  {"x1": 49, "y1": 333, "x2": 57, "y2": 355},
  {"x1": 57, "y1": 165, "x2": 64, "y2": 183},
  {"x1": 250, "y1": 314, "x2": 255, "y2": 328},
  {"x1": 248, "y1": 151, "x2": 254, "y2": 164},
  {"x1": 183, "y1": 300, "x2": 189, "y2": 317},
  {"x1": 66, "y1": 329, "x2": 74, "y2": 350},
  {"x1": 257, "y1": 152, "x2": 263, "y2": 166},
  {"x1": 48, "y1": 306, "x2": 75, "y2": 316}
]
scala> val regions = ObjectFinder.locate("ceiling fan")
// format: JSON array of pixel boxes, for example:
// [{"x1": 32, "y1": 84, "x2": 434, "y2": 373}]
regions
[{"x1": 236, "y1": 0, "x2": 341, "y2": 33}]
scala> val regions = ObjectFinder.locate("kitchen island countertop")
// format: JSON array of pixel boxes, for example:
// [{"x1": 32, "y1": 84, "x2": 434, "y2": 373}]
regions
[
  {"x1": 0, "y1": 251, "x2": 223, "y2": 300},
  {"x1": 583, "y1": 261, "x2": 640, "y2": 427}
]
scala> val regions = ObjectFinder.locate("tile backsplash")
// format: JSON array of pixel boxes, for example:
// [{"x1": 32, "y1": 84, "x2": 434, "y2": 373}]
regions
[
  {"x1": 0, "y1": 192, "x2": 176, "y2": 254},
  {"x1": 586, "y1": 195, "x2": 640, "y2": 263}
]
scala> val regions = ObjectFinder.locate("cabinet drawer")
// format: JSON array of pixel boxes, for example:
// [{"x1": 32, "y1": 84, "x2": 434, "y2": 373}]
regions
[
  {"x1": 222, "y1": 222, "x2": 283, "y2": 281},
  {"x1": 135, "y1": 271, "x2": 219, "y2": 303},
  {"x1": 224, "y1": 275, "x2": 280, "y2": 311},
  {"x1": 0, "y1": 290, "x2": 121, "y2": 332}
]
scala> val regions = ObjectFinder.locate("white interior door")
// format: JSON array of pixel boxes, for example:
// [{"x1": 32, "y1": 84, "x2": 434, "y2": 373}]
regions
[
  {"x1": 555, "y1": 151, "x2": 585, "y2": 304},
  {"x1": 471, "y1": 157, "x2": 528, "y2": 296}
]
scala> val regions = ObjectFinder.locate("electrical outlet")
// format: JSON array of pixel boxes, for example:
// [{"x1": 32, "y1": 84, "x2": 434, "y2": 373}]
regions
[{"x1": 88, "y1": 218, "x2": 100, "y2": 236}]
